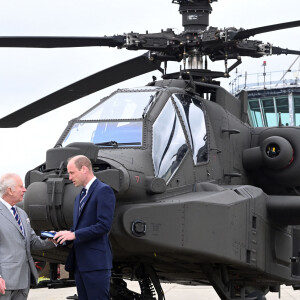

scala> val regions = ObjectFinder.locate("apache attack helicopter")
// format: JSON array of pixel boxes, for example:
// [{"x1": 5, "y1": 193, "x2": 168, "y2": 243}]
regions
[{"x1": 1, "y1": 0, "x2": 300, "y2": 299}]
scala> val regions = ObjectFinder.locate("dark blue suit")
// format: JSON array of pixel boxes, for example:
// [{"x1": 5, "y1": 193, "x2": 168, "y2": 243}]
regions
[{"x1": 65, "y1": 178, "x2": 116, "y2": 300}]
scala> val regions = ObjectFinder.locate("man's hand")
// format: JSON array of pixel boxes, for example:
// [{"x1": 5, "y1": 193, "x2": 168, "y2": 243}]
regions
[
  {"x1": 48, "y1": 238, "x2": 58, "y2": 245},
  {"x1": 54, "y1": 230, "x2": 76, "y2": 245},
  {"x1": 0, "y1": 277, "x2": 6, "y2": 295}
]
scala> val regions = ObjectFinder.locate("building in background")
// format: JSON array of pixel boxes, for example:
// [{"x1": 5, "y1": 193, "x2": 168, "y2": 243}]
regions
[{"x1": 230, "y1": 57, "x2": 300, "y2": 127}]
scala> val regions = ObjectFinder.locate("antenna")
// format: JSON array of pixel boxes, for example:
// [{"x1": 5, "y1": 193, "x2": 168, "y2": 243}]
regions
[
  {"x1": 275, "y1": 55, "x2": 300, "y2": 87},
  {"x1": 295, "y1": 55, "x2": 300, "y2": 85},
  {"x1": 263, "y1": 61, "x2": 267, "y2": 89}
]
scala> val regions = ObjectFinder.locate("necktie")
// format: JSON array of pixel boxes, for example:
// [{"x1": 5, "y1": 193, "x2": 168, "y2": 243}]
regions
[
  {"x1": 79, "y1": 188, "x2": 87, "y2": 212},
  {"x1": 11, "y1": 206, "x2": 25, "y2": 236}
]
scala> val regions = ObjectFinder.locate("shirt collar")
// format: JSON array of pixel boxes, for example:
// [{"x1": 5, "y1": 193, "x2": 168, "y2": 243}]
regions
[
  {"x1": 84, "y1": 176, "x2": 96, "y2": 193},
  {"x1": 0, "y1": 197, "x2": 13, "y2": 211}
]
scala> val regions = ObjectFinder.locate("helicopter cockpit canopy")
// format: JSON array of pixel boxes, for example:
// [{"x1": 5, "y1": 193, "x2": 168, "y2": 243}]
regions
[
  {"x1": 61, "y1": 88, "x2": 159, "y2": 147},
  {"x1": 58, "y1": 87, "x2": 208, "y2": 185}
]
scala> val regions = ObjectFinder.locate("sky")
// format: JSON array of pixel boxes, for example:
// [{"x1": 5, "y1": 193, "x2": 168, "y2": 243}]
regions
[{"x1": 0, "y1": 0, "x2": 299, "y2": 180}]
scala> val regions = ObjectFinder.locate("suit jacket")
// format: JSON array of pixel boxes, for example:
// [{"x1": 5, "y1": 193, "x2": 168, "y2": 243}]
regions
[
  {"x1": 0, "y1": 201, "x2": 54, "y2": 290},
  {"x1": 65, "y1": 179, "x2": 116, "y2": 273}
]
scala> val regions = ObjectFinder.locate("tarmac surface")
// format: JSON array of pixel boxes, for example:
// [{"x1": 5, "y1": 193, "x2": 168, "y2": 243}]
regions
[{"x1": 27, "y1": 282, "x2": 299, "y2": 300}]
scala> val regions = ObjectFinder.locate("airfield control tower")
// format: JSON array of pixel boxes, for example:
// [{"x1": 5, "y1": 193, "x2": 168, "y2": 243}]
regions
[{"x1": 231, "y1": 59, "x2": 300, "y2": 127}]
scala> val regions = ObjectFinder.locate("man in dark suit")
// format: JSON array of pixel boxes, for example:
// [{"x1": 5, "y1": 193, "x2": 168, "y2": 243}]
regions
[
  {"x1": 55, "y1": 155, "x2": 116, "y2": 300},
  {"x1": 0, "y1": 173, "x2": 55, "y2": 300}
]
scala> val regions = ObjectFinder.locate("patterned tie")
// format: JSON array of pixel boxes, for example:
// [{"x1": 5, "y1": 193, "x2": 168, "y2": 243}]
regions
[
  {"x1": 11, "y1": 206, "x2": 25, "y2": 236},
  {"x1": 79, "y1": 188, "x2": 87, "y2": 213}
]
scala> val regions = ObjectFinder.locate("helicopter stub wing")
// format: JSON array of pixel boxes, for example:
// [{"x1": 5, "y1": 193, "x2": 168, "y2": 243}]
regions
[
  {"x1": 0, "y1": 52, "x2": 162, "y2": 128},
  {"x1": 0, "y1": 35, "x2": 126, "y2": 48}
]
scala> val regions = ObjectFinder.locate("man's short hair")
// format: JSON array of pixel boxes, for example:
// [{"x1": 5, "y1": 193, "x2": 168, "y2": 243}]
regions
[
  {"x1": 0, "y1": 173, "x2": 18, "y2": 197},
  {"x1": 68, "y1": 155, "x2": 92, "y2": 171}
]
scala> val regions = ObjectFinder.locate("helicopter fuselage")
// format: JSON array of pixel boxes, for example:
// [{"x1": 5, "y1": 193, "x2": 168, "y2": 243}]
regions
[{"x1": 22, "y1": 79, "x2": 300, "y2": 296}]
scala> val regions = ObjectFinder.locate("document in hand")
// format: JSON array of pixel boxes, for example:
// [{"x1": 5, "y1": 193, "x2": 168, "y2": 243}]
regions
[{"x1": 40, "y1": 231, "x2": 56, "y2": 239}]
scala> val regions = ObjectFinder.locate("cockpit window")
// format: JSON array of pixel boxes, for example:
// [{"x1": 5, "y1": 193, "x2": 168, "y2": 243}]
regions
[
  {"x1": 173, "y1": 94, "x2": 208, "y2": 164},
  {"x1": 152, "y1": 100, "x2": 188, "y2": 182},
  {"x1": 62, "y1": 120, "x2": 143, "y2": 147},
  {"x1": 61, "y1": 90, "x2": 158, "y2": 147},
  {"x1": 82, "y1": 91, "x2": 157, "y2": 120}
]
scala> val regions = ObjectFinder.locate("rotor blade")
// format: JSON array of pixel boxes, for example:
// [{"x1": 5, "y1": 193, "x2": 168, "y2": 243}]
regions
[
  {"x1": 234, "y1": 20, "x2": 300, "y2": 40},
  {"x1": 0, "y1": 36, "x2": 125, "y2": 48},
  {"x1": 0, "y1": 52, "x2": 162, "y2": 128},
  {"x1": 272, "y1": 47, "x2": 300, "y2": 55}
]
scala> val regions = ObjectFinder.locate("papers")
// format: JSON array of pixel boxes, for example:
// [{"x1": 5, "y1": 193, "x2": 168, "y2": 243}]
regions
[{"x1": 40, "y1": 231, "x2": 56, "y2": 238}]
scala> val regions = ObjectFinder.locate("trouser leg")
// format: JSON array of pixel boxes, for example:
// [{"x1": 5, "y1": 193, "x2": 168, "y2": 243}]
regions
[
  {"x1": 74, "y1": 269, "x2": 88, "y2": 300},
  {"x1": 82, "y1": 269, "x2": 111, "y2": 300},
  {"x1": 0, "y1": 291, "x2": 11, "y2": 300},
  {"x1": 0, "y1": 286, "x2": 29, "y2": 300},
  {"x1": 75, "y1": 269, "x2": 111, "y2": 300},
  {"x1": 10, "y1": 287, "x2": 29, "y2": 300}
]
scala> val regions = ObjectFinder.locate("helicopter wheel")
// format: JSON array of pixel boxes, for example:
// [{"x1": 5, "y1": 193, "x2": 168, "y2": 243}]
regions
[
  {"x1": 110, "y1": 264, "x2": 164, "y2": 300},
  {"x1": 110, "y1": 277, "x2": 158, "y2": 300},
  {"x1": 246, "y1": 291, "x2": 267, "y2": 300},
  {"x1": 110, "y1": 277, "x2": 143, "y2": 300}
]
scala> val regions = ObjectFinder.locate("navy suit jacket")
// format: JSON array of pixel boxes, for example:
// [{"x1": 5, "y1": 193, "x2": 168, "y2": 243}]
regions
[{"x1": 65, "y1": 178, "x2": 116, "y2": 272}]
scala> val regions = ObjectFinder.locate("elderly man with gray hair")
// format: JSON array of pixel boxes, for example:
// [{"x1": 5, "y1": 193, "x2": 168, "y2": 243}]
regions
[{"x1": 0, "y1": 173, "x2": 55, "y2": 300}]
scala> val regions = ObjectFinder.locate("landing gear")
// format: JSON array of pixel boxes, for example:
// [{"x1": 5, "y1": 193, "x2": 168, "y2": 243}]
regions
[
  {"x1": 246, "y1": 291, "x2": 267, "y2": 300},
  {"x1": 110, "y1": 263, "x2": 165, "y2": 300},
  {"x1": 201, "y1": 263, "x2": 268, "y2": 300}
]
